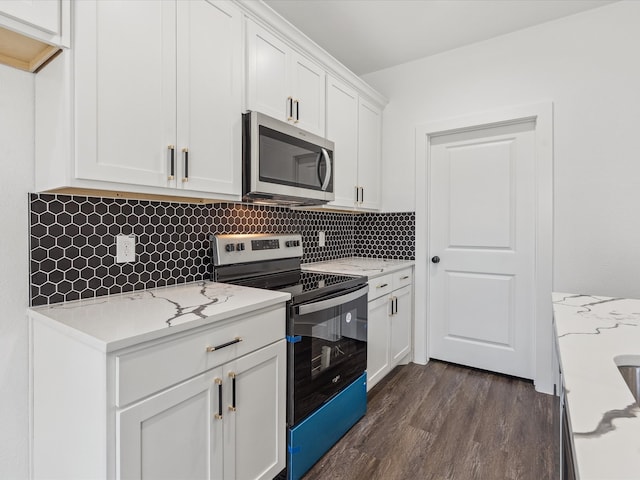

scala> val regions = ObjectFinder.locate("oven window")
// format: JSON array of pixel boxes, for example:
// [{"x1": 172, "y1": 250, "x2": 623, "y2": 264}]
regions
[{"x1": 310, "y1": 307, "x2": 365, "y2": 378}]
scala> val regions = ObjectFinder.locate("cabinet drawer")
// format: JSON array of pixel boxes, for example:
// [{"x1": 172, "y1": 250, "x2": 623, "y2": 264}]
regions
[
  {"x1": 115, "y1": 306, "x2": 285, "y2": 407},
  {"x1": 393, "y1": 268, "x2": 413, "y2": 290},
  {"x1": 368, "y1": 274, "x2": 393, "y2": 300}
]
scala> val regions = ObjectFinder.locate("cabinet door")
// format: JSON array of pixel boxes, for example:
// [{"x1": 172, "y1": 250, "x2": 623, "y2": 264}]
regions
[
  {"x1": 118, "y1": 369, "x2": 224, "y2": 480},
  {"x1": 0, "y1": 0, "x2": 60, "y2": 34},
  {"x1": 357, "y1": 98, "x2": 382, "y2": 210},
  {"x1": 367, "y1": 295, "x2": 391, "y2": 391},
  {"x1": 326, "y1": 75, "x2": 358, "y2": 208},
  {"x1": 223, "y1": 340, "x2": 286, "y2": 480},
  {"x1": 291, "y1": 52, "x2": 325, "y2": 136},
  {"x1": 75, "y1": 0, "x2": 176, "y2": 188},
  {"x1": 176, "y1": 0, "x2": 242, "y2": 195},
  {"x1": 246, "y1": 19, "x2": 290, "y2": 122},
  {"x1": 390, "y1": 285, "x2": 412, "y2": 365}
]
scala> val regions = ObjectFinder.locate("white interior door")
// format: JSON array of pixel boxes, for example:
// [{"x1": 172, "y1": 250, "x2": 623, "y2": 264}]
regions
[{"x1": 429, "y1": 120, "x2": 536, "y2": 379}]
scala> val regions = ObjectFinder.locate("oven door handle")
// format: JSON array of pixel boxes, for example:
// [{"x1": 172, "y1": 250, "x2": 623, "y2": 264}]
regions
[{"x1": 296, "y1": 285, "x2": 368, "y2": 315}]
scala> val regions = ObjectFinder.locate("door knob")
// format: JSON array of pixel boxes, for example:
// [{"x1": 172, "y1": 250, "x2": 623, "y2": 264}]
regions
[{"x1": 431, "y1": 256, "x2": 440, "y2": 264}]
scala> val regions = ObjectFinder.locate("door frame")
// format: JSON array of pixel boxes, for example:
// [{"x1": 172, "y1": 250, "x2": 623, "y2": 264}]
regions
[{"x1": 414, "y1": 102, "x2": 553, "y2": 394}]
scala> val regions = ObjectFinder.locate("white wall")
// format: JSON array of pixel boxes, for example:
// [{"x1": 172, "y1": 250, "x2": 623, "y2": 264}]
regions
[
  {"x1": 364, "y1": 0, "x2": 640, "y2": 299},
  {"x1": 0, "y1": 64, "x2": 34, "y2": 479}
]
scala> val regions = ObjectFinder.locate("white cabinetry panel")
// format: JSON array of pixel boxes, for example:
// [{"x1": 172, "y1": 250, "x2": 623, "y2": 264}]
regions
[
  {"x1": 75, "y1": 0, "x2": 175, "y2": 188},
  {"x1": 118, "y1": 371, "x2": 222, "y2": 480},
  {"x1": 31, "y1": 303, "x2": 287, "y2": 479},
  {"x1": 223, "y1": 341, "x2": 286, "y2": 480},
  {"x1": 367, "y1": 268, "x2": 413, "y2": 391},
  {"x1": 357, "y1": 98, "x2": 382, "y2": 210},
  {"x1": 176, "y1": 0, "x2": 242, "y2": 194},
  {"x1": 246, "y1": 18, "x2": 325, "y2": 137},
  {"x1": 326, "y1": 76, "x2": 358, "y2": 208},
  {"x1": 36, "y1": 0, "x2": 242, "y2": 201},
  {"x1": 291, "y1": 52, "x2": 325, "y2": 135},
  {"x1": 325, "y1": 75, "x2": 383, "y2": 211},
  {"x1": 0, "y1": 0, "x2": 60, "y2": 33},
  {"x1": 390, "y1": 284, "x2": 412, "y2": 363},
  {"x1": 246, "y1": 19, "x2": 290, "y2": 123}
]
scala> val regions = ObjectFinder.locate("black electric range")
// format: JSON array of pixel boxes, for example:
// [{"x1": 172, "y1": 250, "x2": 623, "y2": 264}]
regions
[{"x1": 210, "y1": 233, "x2": 369, "y2": 480}]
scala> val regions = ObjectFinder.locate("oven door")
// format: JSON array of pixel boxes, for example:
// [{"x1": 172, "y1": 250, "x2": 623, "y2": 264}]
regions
[{"x1": 288, "y1": 284, "x2": 368, "y2": 426}]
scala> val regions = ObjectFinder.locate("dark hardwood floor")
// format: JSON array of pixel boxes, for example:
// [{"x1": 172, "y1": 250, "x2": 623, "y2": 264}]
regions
[{"x1": 302, "y1": 360, "x2": 559, "y2": 480}]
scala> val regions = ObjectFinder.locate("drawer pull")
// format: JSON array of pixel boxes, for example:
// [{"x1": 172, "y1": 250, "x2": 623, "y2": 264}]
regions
[
  {"x1": 400, "y1": 275, "x2": 410, "y2": 280},
  {"x1": 377, "y1": 283, "x2": 389, "y2": 289},
  {"x1": 206, "y1": 337, "x2": 242, "y2": 353},
  {"x1": 229, "y1": 372, "x2": 237, "y2": 412},
  {"x1": 214, "y1": 378, "x2": 223, "y2": 420}
]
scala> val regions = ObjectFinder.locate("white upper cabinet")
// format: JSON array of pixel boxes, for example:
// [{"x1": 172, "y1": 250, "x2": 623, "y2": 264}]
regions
[
  {"x1": 325, "y1": 75, "x2": 383, "y2": 211},
  {"x1": 326, "y1": 75, "x2": 359, "y2": 207},
  {"x1": 75, "y1": 0, "x2": 177, "y2": 189},
  {"x1": 357, "y1": 97, "x2": 382, "y2": 210},
  {"x1": 0, "y1": 0, "x2": 70, "y2": 72},
  {"x1": 36, "y1": 0, "x2": 242, "y2": 201},
  {"x1": 0, "y1": 0, "x2": 62, "y2": 34},
  {"x1": 175, "y1": 0, "x2": 243, "y2": 195},
  {"x1": 246, "y1": 18, "x2": 325, "y2": 137}
]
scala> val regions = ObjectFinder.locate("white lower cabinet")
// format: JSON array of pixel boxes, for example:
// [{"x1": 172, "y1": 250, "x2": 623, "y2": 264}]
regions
[
  {"x1": 118, "y1": 340, "x2": 285, "y2": 480},
  {"x1": 367, "y1": 268, "x2": 413, "y2": 391},
  {"x1": 31, "y1": 305, "x2": 286, "y2": 480},
  {"x1": 367, "y1": 293, "x2": 392, "y2": 389},
  {"x1": 118, "y1": 369, "x2": 224, "y2": 480}
]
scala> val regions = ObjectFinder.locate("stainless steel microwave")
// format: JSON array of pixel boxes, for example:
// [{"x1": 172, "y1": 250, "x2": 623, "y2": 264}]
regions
[{"x1": 242, "y1": 111, "x2": 335, "y2": 206}]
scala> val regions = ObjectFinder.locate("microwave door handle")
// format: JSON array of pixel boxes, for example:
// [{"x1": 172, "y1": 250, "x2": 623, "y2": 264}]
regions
[
  {"x1": 297, "y1": 285, "x2": 368, "y2": 315},
  {"x1": 320, "y1": 148, "x2": 332, "y2": 191}
]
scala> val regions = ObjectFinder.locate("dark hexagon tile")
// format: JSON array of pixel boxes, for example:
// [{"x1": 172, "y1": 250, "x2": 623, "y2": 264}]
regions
[{"x1": 29, "y1": 194, "x2": 415, "y2": 305}]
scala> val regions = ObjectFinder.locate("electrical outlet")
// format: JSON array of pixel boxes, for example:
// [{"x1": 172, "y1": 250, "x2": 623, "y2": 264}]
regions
[
  {"x1": 318, "y1": 231, "x2": 326, "y2": 247},
  {"x1": 116, "y1": 234, "x2": 136, "y2": 263}
]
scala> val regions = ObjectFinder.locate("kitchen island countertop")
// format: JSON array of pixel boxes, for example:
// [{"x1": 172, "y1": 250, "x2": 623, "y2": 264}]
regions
[
  {"x1": 302, "y1": 257, "x2": 414, "y2": 278},
  {"x1": 29, "y1": 281, "x2": 290, "y2": 352},
  {"x1": 553, "y1": 293, "x2": 640, "y2": 479}
]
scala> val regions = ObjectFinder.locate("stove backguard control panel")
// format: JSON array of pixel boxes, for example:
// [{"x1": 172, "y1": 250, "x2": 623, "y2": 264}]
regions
[{"x1": 212, "y1": 233, "x2": 304, "y2": 266}]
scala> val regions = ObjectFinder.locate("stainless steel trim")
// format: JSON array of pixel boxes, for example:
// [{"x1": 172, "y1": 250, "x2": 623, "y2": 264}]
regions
[
  {"x1": 297, "y1": 285, "x2": 368, "y2": 315},
  {"x1": 320, "y1": 148, "x2": 332, "y2": 191}
]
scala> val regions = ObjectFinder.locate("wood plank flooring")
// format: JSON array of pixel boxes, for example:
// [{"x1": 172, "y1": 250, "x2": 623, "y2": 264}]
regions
[{"x1": 302, "y1": 360, "x2": 559, "y2": 480}]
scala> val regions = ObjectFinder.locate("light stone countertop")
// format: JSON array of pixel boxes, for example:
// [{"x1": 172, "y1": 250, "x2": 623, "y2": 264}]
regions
[
  {"x1": 553, "y1": 293, "x2": 640, "y2": 479},
  {"x1": 302, "y1": 257, "x2": 414, "y2": 278},
  {"x1": 29, "y1": 281, "x2": 291, "y2": 352}
]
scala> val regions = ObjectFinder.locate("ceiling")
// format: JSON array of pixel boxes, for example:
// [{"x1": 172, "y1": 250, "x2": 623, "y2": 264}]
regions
[{"x1": 263, "y1": 0, "x2": 616, "y2": 76}]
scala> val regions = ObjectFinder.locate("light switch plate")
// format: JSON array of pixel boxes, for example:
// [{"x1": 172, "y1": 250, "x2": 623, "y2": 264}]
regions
[{"x1": 116, "y1": 234, "x2": 136, "y2": 263}]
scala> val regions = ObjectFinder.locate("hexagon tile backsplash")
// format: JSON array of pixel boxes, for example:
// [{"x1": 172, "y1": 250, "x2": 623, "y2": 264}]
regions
[{"x1": 29, "y1": 193, "x2": 415, "y2": 306}]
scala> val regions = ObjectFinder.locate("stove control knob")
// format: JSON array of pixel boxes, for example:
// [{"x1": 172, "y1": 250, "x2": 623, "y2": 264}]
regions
[
  {"x1": 295, "y1": 240, "x2": 300, "y2": 247},
  {"x1": 237, "y1": 243, "x2": 245, "y2": 251},
  {"x1": 225, "y1": 243, "x2": 235, "y2": 252},
  {"x1": 285, "y1": 241, "x2": 292, "y2": 247}
]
